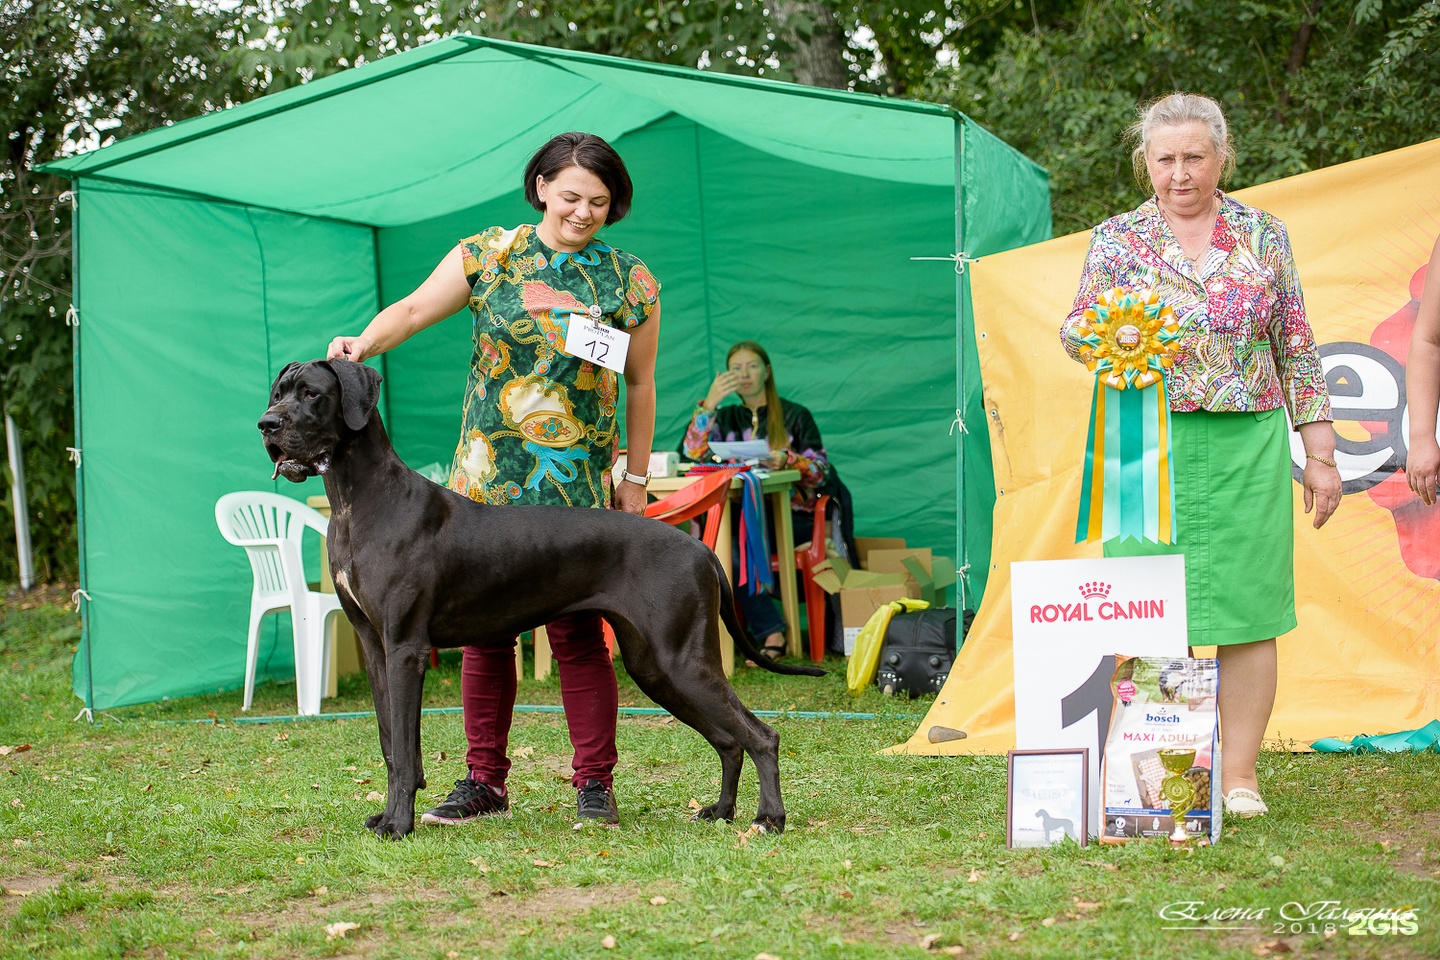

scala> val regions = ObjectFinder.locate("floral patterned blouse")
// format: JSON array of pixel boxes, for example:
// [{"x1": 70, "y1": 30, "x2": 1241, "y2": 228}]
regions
[
  {"x1": 1060, "y1": 192, "x2": 1332, "y2": 426},
  {"x1": 680, "y1": 399, "x2": 830, "y2": 511},
  {"x1": 446, "y1": 225, "x2": 660, "y2": 508}
]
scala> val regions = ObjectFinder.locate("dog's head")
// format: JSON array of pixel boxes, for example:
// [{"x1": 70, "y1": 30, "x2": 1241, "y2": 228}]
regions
[{"x1": 258, "y1": 359, "x2": 382, "y2": 482}]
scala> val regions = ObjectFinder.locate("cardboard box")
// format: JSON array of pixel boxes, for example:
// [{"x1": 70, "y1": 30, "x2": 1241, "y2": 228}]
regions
[
  {"x1": 854, "y1": 537, "x2": 906, "y2": 569},
  {"x1": 810, "y1": 557, "x2": 913, "y2": 655},
  {"x1": 866, "y1": 547, "x2": 933, "y2": 597},
  {"x1": 855, "y1": 542, "x2": 959, "y2": 608},
  {"x1": 836, "y1": 584, "x2": 911, "y2": 655}
]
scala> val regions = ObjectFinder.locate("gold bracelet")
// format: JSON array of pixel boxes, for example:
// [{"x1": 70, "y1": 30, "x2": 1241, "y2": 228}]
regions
[{"x1": 1306, "y1": 454, "x2": 1337, "y2": 467}]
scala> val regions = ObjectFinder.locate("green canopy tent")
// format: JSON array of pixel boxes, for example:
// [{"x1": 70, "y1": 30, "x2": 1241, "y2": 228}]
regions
[{"x1": 40, "y1": 36, "x2": 1051, "y2": 711}]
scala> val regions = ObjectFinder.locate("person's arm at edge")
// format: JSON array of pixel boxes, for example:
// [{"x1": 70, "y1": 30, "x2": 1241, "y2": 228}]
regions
[
  {"x1": 1406, "y1": 235, "x2": 1440, "y2": 506},
  {"x1": 616, "y1": 301, "x2": 660, "y2": 515},
  {"x1": 327, "y1": 245, "x2": 471, "y2": 362}
]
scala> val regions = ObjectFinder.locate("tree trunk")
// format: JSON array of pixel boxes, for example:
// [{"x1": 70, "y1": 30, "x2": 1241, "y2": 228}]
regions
[
  {"x1": 1277, "y1": 0, "x2": 1323, "y2": 118},
  {"x1": 773, "y1": 1, "x2": 850, "y2": 89}
]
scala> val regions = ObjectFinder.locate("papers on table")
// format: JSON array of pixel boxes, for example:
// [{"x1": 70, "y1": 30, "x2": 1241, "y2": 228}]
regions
[{"x1": 708, "y1": 439, "x2": 771, "y2": 461}]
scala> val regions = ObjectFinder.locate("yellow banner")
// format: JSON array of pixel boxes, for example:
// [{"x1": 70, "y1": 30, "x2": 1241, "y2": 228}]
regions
[{"x1": 895, "y1": 138, "x2": 1440, "y2": 755}]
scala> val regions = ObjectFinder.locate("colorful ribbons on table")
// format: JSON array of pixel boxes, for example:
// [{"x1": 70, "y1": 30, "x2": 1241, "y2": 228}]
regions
[
  {"x1": 1073, "y1": 286, "x2": 1183, "y2": 544},
  {"x1": 735, "y1": 470, "x2": 774, "y2": 596}
]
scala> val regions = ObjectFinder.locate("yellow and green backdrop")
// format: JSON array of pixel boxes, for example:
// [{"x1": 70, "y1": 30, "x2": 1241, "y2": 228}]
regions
[{"x1": 896, "y1": 137, "x2": 1440, "y2": 753}]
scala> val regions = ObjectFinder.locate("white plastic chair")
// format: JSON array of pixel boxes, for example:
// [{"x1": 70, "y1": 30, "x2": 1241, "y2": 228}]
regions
[{"x1": 215, "y1": 491, "x2": 345, "y2": 716}]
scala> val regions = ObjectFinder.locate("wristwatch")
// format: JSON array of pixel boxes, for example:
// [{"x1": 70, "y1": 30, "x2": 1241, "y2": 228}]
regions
[{"x1": 622, "y1": 470, "x2": 652, "y2": 488}]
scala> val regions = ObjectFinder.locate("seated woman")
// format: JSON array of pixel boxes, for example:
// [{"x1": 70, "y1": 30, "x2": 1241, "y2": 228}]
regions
[{"x1": 680, "y1": 340, "x2": 831, "y2": 661}]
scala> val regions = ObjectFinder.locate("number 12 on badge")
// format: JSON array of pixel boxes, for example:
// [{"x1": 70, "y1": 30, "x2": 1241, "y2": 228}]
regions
[{"x1": 564, "y1": 312, "x2": 630, "y2": 374}]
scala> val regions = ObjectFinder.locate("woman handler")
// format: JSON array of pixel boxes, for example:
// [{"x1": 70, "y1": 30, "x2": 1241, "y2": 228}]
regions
[{"x1": 328, "y1": 132, "x2": 660, "y2": 826}]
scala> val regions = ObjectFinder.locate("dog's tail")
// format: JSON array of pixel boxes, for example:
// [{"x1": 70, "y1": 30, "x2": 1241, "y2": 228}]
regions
[{"x1": 712, "y1": 550, "x2": 826, "y2": 677}]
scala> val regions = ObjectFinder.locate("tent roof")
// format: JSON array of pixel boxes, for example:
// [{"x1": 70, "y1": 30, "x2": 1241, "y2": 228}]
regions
[{"x1": 41, "y1": 35, "x2": 1036, "y2": 228}]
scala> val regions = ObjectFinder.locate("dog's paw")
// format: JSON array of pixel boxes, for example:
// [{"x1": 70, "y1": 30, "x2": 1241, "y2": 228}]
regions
[
  {"x1": 752, "y1": 814, "x2": 786, "y2": 834},
  {"x1": 368, "y1": 818, "x2": 414, "y2": 841},
  {"x1": 689, "y1": 803, "x2": 736, "y2": 824},
  {"x1": 364, "y1": 811, "x2": 414, "y2": 840}
]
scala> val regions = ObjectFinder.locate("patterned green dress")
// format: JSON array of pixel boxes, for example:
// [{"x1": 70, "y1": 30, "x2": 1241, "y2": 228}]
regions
[{"x1": 446, "y1": 225, "x2": 660, "y2": 509}]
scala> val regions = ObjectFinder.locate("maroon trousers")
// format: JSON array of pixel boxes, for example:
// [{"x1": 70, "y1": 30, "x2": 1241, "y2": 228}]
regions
[{"x1": 460, "y1": 612, "x2": 618, "y2": 790}]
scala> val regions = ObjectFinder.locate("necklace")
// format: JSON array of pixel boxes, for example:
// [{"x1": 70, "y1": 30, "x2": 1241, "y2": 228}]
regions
[{"x1": 570, "y1": 262, "x2": 604, "y2": 320}]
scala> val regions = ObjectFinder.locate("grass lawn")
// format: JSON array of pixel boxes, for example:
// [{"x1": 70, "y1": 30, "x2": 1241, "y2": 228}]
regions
[{"x1": 2, "y1": 584, "x2": 1437, "y2": 959}]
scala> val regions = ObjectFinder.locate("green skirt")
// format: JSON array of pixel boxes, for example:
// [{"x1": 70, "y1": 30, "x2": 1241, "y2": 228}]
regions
[{"x1": 1104, "y1": 408, "x2": 1296, "y2": 646}]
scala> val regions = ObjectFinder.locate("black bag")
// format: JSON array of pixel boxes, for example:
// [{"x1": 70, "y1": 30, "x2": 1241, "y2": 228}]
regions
[{"x1": 875, "y1": 607, "x2": 962, "y2": 698}]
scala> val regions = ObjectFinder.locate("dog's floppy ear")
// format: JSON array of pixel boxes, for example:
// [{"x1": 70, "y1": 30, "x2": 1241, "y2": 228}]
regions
[{"x1": 327, "y1": 359, "x2": 383, "y2": 431}]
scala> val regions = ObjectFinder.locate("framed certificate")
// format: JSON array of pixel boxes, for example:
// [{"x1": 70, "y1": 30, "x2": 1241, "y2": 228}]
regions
[{"x1": 1006, "y1": 748, "x2": 1089, "y2": 848}]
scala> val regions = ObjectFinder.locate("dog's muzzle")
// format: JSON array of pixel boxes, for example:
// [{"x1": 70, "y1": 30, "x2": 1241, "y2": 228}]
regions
[{"x1": 260, "y1": 415, "x2": 329, "y2": 482}]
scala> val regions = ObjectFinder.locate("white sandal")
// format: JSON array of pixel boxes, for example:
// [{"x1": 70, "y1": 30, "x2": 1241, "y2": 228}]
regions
[{"x1": 1223, "y1": 788, "x2": 1269, "y2": 819}]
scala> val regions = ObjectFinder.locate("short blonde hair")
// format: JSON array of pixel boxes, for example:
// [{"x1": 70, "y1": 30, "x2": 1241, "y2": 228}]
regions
[{"x1": 1128, "y1": 92, "x2": 1237, "y2": 190}]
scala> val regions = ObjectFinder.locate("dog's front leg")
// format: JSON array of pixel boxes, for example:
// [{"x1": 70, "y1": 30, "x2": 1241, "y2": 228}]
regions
[
  {"x1": 374, "y1": 642, "x2": 430, "y2": 840},
  {"x1": 349, "y1": 615, "x2": 398, "y2": 836}
]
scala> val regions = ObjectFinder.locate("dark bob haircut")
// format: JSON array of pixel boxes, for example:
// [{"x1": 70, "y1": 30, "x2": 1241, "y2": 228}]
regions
[{"x1": 523, "y1": 132, "x2": 633, "y2": 225}]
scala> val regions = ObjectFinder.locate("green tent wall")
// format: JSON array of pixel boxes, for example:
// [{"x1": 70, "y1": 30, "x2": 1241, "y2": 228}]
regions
[{"x1": 41, "y1": 36, "x2": 1051, "y2": 711}]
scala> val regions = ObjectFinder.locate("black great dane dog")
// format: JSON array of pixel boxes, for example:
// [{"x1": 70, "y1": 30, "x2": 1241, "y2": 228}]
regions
[{"x1": 258, "y1": 359, "x2": 823, "y2": 839}]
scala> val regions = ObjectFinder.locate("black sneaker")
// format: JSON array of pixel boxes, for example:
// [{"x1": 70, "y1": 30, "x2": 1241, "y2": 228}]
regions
[
  {"x1": 575, "y1": 778, "x2": 619, "y2": 824},
  {"x1": 419, "y1": 777, "x2": 508, "y2": 825}
]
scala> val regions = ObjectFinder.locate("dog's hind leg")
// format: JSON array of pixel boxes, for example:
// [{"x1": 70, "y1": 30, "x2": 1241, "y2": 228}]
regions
[
  {"x1": 617, "y1": 629, "x2": 745, "y2": 823},
  {"x1": 657, "y1": 687, "x2": 784, "y2": 833},
  {"x1": 642, "y1": 683, "x2": 746, "y2": 825},
  {"x1": 740, "y1": 719, "x2": 785, "y2": 833}
]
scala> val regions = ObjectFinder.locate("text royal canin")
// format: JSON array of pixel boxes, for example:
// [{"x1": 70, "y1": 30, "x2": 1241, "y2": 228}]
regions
[{"x1": 1029, "y1": 600, "x2": 1164, "y2": 623}]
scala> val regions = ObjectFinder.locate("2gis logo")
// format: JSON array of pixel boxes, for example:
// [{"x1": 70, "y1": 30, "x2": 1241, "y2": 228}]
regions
[{"x1": 1347, "y1": 909, "x2": 1419, "y2": 937}]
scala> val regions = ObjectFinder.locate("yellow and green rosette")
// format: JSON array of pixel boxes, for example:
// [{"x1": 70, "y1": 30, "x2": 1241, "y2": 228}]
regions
[{"x1": 1074, "y1": 286, "x2": 1182, "y2": 544}]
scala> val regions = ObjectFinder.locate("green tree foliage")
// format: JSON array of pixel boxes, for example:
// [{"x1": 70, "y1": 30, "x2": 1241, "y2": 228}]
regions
[
  {"x1": 922, "y1": 0, "x2": 1440, "y2": 230},
  {"x1": 2, "y1": 1, "x2": 272, "y2": 581}
]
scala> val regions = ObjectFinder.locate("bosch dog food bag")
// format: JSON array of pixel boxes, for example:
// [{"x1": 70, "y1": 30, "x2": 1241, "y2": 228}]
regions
[{"x1": 1099, "y1": 655, "x2": 1221, "y2": 844}]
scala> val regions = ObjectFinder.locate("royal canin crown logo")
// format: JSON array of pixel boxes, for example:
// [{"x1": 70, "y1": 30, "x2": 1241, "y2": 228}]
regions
[{"x1": 1079, "y1": 581, "x2": 1111, "y2": 600}]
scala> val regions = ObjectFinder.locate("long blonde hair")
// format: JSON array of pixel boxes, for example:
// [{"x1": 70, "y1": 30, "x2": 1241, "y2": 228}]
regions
[{"x1": 727, "y1": 340, "x2": 786, "y2": 451}]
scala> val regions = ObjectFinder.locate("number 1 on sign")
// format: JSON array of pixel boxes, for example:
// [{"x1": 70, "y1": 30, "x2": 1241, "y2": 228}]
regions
[{"x1": 564, "y1": 312, "x2": 630, "y2": 374}]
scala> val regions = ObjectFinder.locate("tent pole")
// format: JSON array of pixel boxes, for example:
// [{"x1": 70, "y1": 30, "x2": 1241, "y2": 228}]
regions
[
  {"x1": 4, "y1": 413, "x2": 34, "y2": 591},
  {"x1": 953, "y1": 121, "x2": 968, "y2": 613},
  {"x1": 70, "y1": 183, "x2": 95, "y2": 723}
]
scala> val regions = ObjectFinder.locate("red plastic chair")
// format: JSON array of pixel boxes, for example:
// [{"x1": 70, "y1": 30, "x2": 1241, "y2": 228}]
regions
[
  {"x1": 789, "y1": 494, "x2": 831, "y2": 663},
  {"x1": 644, "y1": 467, "x2": 741, "y2": 544},
  {"x1": 599, "y1": 468, "x2": 741, "y2": 652}
]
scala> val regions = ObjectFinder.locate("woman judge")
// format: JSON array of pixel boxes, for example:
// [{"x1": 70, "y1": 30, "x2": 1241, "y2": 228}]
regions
[
  {"x1": 1060, "y1": 93, "x2": 1341, "y2": 819},
  {"x1": 680, "y1": 341, "x2": 832, "y2": 661}
]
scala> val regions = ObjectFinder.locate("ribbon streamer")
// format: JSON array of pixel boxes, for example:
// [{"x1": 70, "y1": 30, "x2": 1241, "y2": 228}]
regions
[
  {"x1": 735, "y1": 471, "x2": 773, "y2": 595},
  {"x1": 1073, "y1": 286, "x2": 1181, "y2": 544}
]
